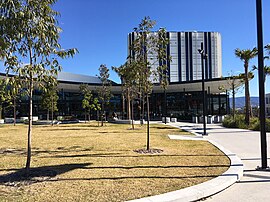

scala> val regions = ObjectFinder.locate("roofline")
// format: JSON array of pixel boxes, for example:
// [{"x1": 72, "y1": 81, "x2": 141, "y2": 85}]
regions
[
  {"x1": 0, "y1": 72, "x2": 119, "y2": 85},
  {"x1": 128, "y1": 31, "x2": 221, "y2": 34},
  {"x1": 1, "y1": 72, "x2": 240, "y2": 87}
]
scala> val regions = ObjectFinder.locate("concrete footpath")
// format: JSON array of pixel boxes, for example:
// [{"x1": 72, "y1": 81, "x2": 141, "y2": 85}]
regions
[{"x1": 168, "y1": 122, "x2": 270, "y2": 202}]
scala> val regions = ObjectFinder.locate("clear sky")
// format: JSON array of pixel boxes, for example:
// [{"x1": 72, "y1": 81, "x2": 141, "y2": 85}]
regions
[{"x1": 1, "y1": 0, "x2": 270, "y2": 96}]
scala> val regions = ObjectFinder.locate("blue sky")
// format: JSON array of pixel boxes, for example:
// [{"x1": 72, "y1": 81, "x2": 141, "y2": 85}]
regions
[{"x1": 1, "y1": 0, "x2": 270, "y2": 96}]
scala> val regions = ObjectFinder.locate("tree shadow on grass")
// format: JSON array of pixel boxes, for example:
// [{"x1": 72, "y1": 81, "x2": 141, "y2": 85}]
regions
[
  {"x1": 152, "y1": 126, "x2": 176, "y2": 130},
  {"x1": 0, "y1": 163, "x2": 91, "y2": 186},
  {"x1": 60, "y1": 125, "x2": 100, "y2": 128},
  {"x1": 50, "y1": 174, "x2": 220, "y2": 182},
  {"x1": 44, "y1": 128, "x2": 92, "y2": 131},
  {"x1": 0, "y1": 146, "x2": 94, "y2": 156},
  {"x1": 44, "y1": 153, "x2": 226, "y2": 159}
]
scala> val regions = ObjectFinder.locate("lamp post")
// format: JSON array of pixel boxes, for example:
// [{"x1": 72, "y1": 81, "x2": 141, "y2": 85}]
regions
[
  {"x1": 198, "y1": 42, "x2": 207, "y2": 136},
  {"x1": 256, "y1": 0, "x2": 268, "y2": 169}
]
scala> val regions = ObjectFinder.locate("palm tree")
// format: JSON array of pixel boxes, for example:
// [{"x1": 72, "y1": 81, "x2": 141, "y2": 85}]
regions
[
  {"x1": 265, "y1": 44, "x2": 270, "y2": 79},
  {"x1": 265, "y1": 44, "x2": 270, "y2": 54},
  {"x1": 265, "y1": 66, "x2": 270, "y2": 80},
  {"x1": 235, "y1": 48, "x2": 258, "y2": 125}
]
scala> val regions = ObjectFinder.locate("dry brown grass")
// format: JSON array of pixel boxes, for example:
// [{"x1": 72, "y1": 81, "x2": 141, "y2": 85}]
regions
[{"x1": 0, "y1": 122, "x2": 229, "y2": 202}]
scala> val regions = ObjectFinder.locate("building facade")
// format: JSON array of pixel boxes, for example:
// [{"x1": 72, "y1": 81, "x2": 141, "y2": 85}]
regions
[
  {"x1": 128, "y1": 31, "x2": 222, "y2": 82},
  {"x1": 0, "y1": 72, "x2": 230, "y2": 121},
  {"x1": 0, "y1": 31, "x2": 232, "y2": 121}
]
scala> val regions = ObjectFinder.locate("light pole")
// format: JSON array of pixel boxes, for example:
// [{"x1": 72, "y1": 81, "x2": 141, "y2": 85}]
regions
[
  {"x1": 198, "y1": 42, "x2": 207, "y2": 136},
  {"x1": 256, "y1": 0, "x2": 268, "y2": 170}
]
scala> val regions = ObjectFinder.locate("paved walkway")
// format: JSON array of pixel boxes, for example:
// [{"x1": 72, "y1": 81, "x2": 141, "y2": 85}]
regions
[{"x1": 168, "y1": 122, "x2": 270, "y2": 202}]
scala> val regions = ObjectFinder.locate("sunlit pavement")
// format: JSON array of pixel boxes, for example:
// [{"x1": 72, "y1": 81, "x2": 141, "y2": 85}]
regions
[{"x1": 168, "y1": 122, "x2": 270, "y2": 202}]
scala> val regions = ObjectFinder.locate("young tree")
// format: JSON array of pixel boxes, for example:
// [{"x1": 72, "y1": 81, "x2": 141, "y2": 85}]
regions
[
  {"x1": 8, "y1": 76, "x2": 22, "y2": 125},
  {"x1": 157, "y1": 29, "x2": 171, "y2": 124},
  {"x1": 41, "y1": 81, "x2": 59, "y2": 125},
  {"x1": 80, "y1": 84, "x2": 93, "y2": 122},
  {"x1": 91, "y1": 97, "x2": 101, "y2": 122},
  {"x1": 112, "y1": 61, "x2": 139, "y2": 129},
  {"x1": 223, "y1": 72, "x2": 248, "y2": 119},
  {"x1": 79, "y1": 84, "x2": 101, "y2": 123},
  {"x1": 235, "y1": 48, "x2": 257, "y2": 125},
  {"x1": 1, "y1": 0, "x2": 77, "y2": 173},
  {"x1": 97, "y1": 64, "x2": 112, "y2": 126},
  {"x1": 130, "y1": 17, "x2": 170, "y2": 150},
  {"x1": 0, "y1": 78, "x2": 11, "y2": 120}
]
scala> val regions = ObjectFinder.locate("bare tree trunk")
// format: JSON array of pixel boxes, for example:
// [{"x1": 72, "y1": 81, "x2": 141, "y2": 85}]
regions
[
  {"x1": 85, "y1": 109, "x2": 87, "y2": 123},
  {"x1": 122, "y1": 93, "x2": 125, "y2": 119},
  {"x1": 131, "y1": 99, "x2": 134, "y2": 130},
  {"x1": 139, "y1": 90, "x2": 142, "y2": 126},
  {"x1": 97, "y1": 110, "x2": 100, "y2": 126},
  {"x1": 0, "y1": 105, "x2": 2, "y2": 120},
  {"x1": 88, "y1": 110, "x2": 91, "y2": 121},
  {"x1": 46, "y1": 109, "x2": 49, "y2": 121},
  {"x1": 26, "y1": 46, "x2": 33, "y2": 174},
  {"x1": 25, "y1": 78, "x2": 33, "y2": 173},
  {"x1": 127, "y1": 89, "x2": 131, "y2": 120},
  {"x1": 51, "y1": 97, "x2": 54, "y2": 126},
  {"x1": 13, "y1": 98, "x2": 16, "y2": 126},
  {"x1": 101, "y1": 103, "x2": 104, "y2": 126},
  {"x1": 146, "y1": 94, "x2": 150, "y2": 151}
]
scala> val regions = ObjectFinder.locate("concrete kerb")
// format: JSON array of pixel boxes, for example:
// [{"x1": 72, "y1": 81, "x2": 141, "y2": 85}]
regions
[{"x1": 127, "y1": 123, "x2": 244, "y2": 202}]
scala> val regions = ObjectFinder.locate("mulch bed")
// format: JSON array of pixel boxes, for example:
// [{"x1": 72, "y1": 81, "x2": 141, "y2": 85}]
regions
[{"x1": 133, "y1": 148, "x2": 164, "y2": 154}]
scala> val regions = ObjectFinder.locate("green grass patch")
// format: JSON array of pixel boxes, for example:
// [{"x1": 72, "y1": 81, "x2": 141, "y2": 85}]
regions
[{"x1": 0, "y1": 122, "x2": 229, "y2": 202}]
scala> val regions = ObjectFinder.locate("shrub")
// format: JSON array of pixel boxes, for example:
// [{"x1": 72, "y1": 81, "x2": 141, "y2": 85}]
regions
[
  {"x1": 223, "y1": 115, "x2": 270, "y2": 132},
  {"x1": 250, "y1": 118, "x2": 270, "y2": 132},
  {"x1": 223, "y1": 114, "x2": 247, "y2": 129},
  {"x1": 223, "y1": 115, "x2": 237, "y2": 128}
]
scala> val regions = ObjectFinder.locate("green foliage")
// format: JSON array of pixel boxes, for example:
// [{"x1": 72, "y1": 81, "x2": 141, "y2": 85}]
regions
[
  {"x1": 223, "y1": 114, "x2": 246, "y2": 128},
  {"x1": 80, "y1": 84, "x2": 92, "y2": 110},
  {"x1": 130, "y1": 16, "x2": 170, "y2": 94},
  {"x1": 1, "y1": 0, "x2": 78, "y2": 94},
  {"x1": 80, "y1": 84, "x2": 101, "y2": 113},
  {"x1": 235, "y1": 48, "x2": 258, "y2": 63},
  {"x1": 234, "y1": 48, "x2": 258, "y2": 125},
  {"x1": 223, "y1": 114, "x2": 270, "y2": 132},
  {"x1": 6, "y1": 76, "x2": 21, "y2": 100},
  {"x1": 249, "y1": 117, "x2": 270, "y2": 132},
  {"x1": 128, "y1": 16, "x2": 170, "y2": 149},
  {"x1": 0, "y1": 0, "x2": 77, "y2": 170},
  {"x1": 41, "y1": 81, "x2": 59, "y2": 113},
  {"x1": 97, "y1": 64, "x2": 112, "y2": 126},
  {"x1": 0, "y1": 78, "x2": 11, "y2": 119},
  {"x1": 97, "y1": 64, "x2": 112, "y2": 108},
  {"x1": 265, "y1": 44, "x2": 270, "y2": 55},
  {"x1": 112, "y1": 61, "x2": 139, "y2": 118}
]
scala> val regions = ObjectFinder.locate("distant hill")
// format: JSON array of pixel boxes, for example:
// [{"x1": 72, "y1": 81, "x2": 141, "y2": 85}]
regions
[{"x1": 229, "y1": 97, "x2": 259, "y2": 108}]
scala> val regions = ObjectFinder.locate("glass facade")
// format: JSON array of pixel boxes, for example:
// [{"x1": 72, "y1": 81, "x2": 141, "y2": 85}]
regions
[
  {"x1": 128, "y1": 31, "x2": 222, "y2": 83},
  {"x1": 149, "y1": 91, "x2": 227, "y2": 121},
  {"x1": 3, "y1": 88, "x2": 228, "y2": 122}
]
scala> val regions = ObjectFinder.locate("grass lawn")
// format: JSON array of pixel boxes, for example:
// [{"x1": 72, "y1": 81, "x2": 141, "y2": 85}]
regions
[{"x1": 0, "y1": 122, "x2": 229, "y2": 202}]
